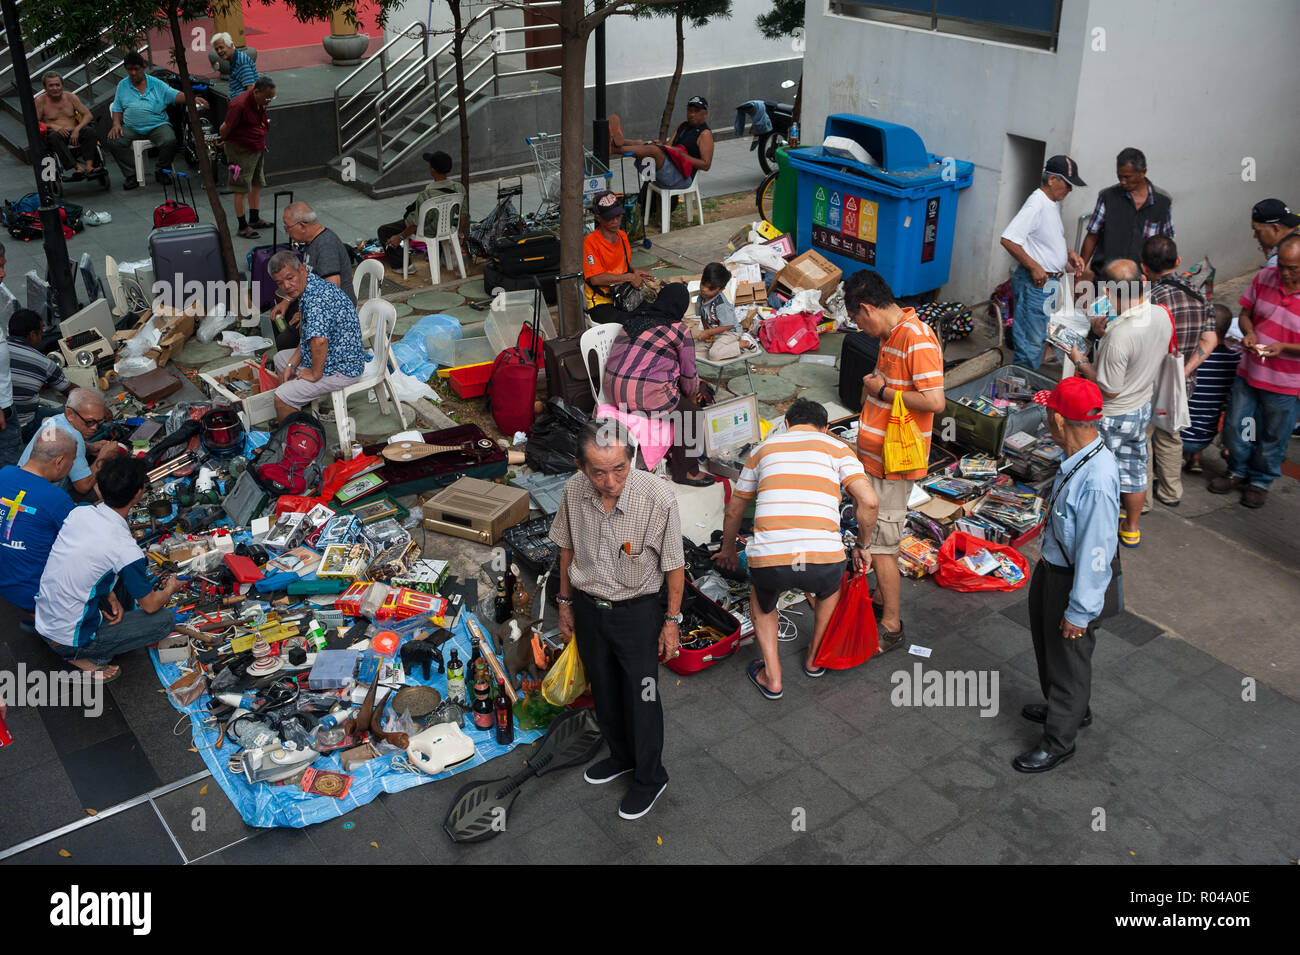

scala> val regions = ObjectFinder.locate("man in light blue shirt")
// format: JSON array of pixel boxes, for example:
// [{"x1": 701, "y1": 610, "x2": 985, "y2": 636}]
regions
[
  {"x1": 103, "y1": 51, "x2": 207, "y2": 189},
  {"x1": 18, "y1": 388, "x2": 111, "y2": 498},
  {"x1": 1015, "y1": 376, "x2": 1120, "y2": 774}
]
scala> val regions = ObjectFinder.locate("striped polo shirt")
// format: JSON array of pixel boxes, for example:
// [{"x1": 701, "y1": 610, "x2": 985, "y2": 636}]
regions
[
  {"x1": 856, "y1": 308, "x2": 944, "y2": 480},
  {"x1": 1238, "y1": 267, "x2": 1300, "y2": 396},
  {"x1": 733, "y1": 426, "x2": 866, "y2": 568}
]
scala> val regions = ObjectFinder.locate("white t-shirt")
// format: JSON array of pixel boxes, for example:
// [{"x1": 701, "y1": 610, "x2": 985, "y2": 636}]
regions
[
  {"x1": 1095, "y1": 299, "x2": 1172, "y2": 416},
  {"x1": 1001, "y1": 187, "x2": 1067, "y2": 275}
]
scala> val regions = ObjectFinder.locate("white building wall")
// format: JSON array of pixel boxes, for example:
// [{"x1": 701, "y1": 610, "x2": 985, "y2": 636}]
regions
[{"x1": 1068, "y1": 0, "x2": 1300, "y2": 285}]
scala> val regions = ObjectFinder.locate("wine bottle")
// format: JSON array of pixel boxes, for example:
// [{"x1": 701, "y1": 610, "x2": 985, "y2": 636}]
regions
[{"x1": 494, "y1": 680, "x2": 514, "y2": 744}]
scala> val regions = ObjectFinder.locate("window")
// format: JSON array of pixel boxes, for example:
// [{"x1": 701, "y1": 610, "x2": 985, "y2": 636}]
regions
[{"x1": 827, "y1": 0, "x2": 1062, "y2": 51}]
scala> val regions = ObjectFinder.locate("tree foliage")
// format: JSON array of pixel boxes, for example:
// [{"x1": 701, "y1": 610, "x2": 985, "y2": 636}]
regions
[
  {"x1": 755, "y1": 0, "x2": 802, "y2": 39},
  {"x1": 634, "y1": 0, "x2": 731, "y2": 140}
]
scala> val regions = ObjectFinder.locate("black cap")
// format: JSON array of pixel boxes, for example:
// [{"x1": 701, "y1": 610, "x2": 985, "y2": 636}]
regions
[
  {"x1": 591, "y1": 190, "x2": 624, "y2": 221},
  {"x1": 1251, "y1": 198, "x2": 1300, "y2": 227},
  {"x1": 1044, "y1": 154, "x2": 1086, "y2": 188},
  {"x1": 686, "y1": 95, "x2": 708, "y2": 110},
  {"x1": 422, "y1": 150, "x2": 453, "y2": 174}
]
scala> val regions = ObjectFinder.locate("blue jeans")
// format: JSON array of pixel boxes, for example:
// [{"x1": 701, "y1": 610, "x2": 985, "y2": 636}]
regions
[
  {"x1": 1221, "y1": 375, "x2": 1300, "y2": 489},
  {"x1": 46, "y1": 609, "x2": 176, "y2": 666},
  {"x1": 1009, "y1": 266, "x2": 1059, "y2": 371}
]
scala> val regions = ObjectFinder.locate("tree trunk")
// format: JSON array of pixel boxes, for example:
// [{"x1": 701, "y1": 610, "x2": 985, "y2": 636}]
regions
[
  {"x1": 166, "y1": 8, "x2": 240, "y2": 306},
  {"x1": 450, "y1": 0, "x2": 471, "y2": 224},
  {"x1": 793, "y1": 72, "x2": 802, "y2": 125},
  {"x1": 657, "y1": 8, "x2": 684, "y2": 142},
  {"x1": 557, "y1": 0, "x2": 587, "y2": 336}
]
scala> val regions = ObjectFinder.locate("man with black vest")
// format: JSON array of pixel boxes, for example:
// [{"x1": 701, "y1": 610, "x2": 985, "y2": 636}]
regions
[{"x1": 1080, "y1": 147, "x2": 1174, "y2": 280}]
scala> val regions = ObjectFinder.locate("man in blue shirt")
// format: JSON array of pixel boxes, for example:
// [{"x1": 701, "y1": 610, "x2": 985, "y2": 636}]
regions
[
  {"x1": 211, "y1": 32, "x2": 259, "y2": 99},
  {"x1": 36, "y1": 455, "x2": 184, "y2": 682},
  {"x1": 0, "y1": 425, "x2": 77, "y2": 611},
  {"x1": 103, "y1": 51, "x2": 208, "y2": 190},
  {"x1": 267, "y1": 251, "x2": 366, "y2": 421},
  {"x1": 1016, "y1": 377, "x2": 1121, "y2": 773},
  {"x1": 18, "y1": 388, "x2": 113, "y2": 499}
]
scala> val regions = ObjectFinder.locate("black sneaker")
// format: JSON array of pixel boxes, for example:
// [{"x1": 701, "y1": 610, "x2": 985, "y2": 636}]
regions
[
  {"x1": 123, "y1": 176, "x2": 139, "y2": 191},
  {"x1": 583, "y1": 757, "x2": 633, "y2": 785},
  {"x1": 618, "y1": 781, "x2": 667, "y2": 820}
]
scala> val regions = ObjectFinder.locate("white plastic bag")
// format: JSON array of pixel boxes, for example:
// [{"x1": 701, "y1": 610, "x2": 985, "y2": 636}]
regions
[
  {"x1": 118, "y1": 316, "x2": 162, "y2": 359},
  {"x1": 219, "y1": 331, "x2": 274, "y2": 355},
  {"x1": 388, "y1": 368, "x2": 442, "y2": 405},
  {"x1": 198, "y1": 306, "x2": 238, "y2": 343},
  {"x1": 725, "y1": 243, "x2": 787, "y2": 274},
  {"x1": 776, "y1": 288, "x2": 825, "y2": 315},
  {"x1": 114, "y1": 355, "x2": 157, "y2": 377}
]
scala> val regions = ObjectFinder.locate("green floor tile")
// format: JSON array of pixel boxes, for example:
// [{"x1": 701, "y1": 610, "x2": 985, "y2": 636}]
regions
[
  {"x1": 779, "y1": 361, "x2": 840, "y2": 389},
  {"x1": 733, "y1": 374, "x2": 796, "y2": 402},
  {"x1": 408, "y1": 290, "x2": 466, "y2": 312},
  {"x1": 749, "y1": 351, "x2": 799, "y2": 368}
]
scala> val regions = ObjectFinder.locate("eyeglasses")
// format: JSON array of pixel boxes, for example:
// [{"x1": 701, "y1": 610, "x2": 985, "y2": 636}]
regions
[{"x1": 70, "y1": 407, "x2": 107, "y2": 428}]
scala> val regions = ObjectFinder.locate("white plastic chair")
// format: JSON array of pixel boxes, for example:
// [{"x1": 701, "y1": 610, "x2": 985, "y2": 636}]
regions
[
  {"x1": 131, "y1": 139, "x2": 155, "y2": 185},
  {"x1": 104, "y1": 255, "x2": 130, "y2": 317},
  {"x1": 353, "y1": 258, "x2": 384, "y2": 303},
  {"x1": 312, "y1": 299, "x2": 409, "y2": 449},
  {"x1": 645, "y1": 173, "x2": 705, "y2": 234},
  {"x1": 579, "y1": 323, "x2": 621, "y2": 406},
  {"x1": 402, "y1": 193, "x2": 466, "y2": 283}
]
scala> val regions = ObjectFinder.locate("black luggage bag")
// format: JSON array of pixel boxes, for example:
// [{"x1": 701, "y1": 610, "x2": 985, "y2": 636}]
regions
[
  {"x1": 492, "y1": 230, "x2": 561, "y2": 273},
  {"x1": 543, "y1": 334, "x2": 595, "y2": 413},
  {"x1": 149, "y1": 222, "x2": 225, "y2": 311},
  {"x1": 838, "y1": 330, "x2": 881, "y2": 411},
  {"x1": 484, "y1": 261, "x2": 558, "y2": 305}
]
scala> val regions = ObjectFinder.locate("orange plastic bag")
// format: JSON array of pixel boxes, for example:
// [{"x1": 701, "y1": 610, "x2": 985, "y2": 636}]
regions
[
  {"x1": 882, "y1": 390, "x2": 927, "y2": 474},
  {"x1": 812, "y1": 571, "x2": 879, "y2": 670}
]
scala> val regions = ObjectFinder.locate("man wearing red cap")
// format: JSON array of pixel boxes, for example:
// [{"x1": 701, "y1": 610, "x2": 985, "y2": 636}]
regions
[{"x1": 1016, "y1": 377, "x2": 1120, "y2": 773}]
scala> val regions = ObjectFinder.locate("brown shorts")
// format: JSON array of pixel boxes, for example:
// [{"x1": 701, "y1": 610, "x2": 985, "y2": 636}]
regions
[
  {"x1": 866, "y1": 473, "x2": 913, "y2": 555},
  {"x1": 225, "y1": 141, "x2": 266, "y2": 193}
]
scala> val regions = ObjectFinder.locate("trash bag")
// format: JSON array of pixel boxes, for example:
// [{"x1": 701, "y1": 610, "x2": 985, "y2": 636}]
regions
[
  {"x1": 541, "y1": 638, "x2": 587, "y2": 707},
  {"x1": 882, "y1": 390, "x2": 927, "y2": 474},
  {"x1": 812, "y1": 571, "x2": 878, "y2": 670}
]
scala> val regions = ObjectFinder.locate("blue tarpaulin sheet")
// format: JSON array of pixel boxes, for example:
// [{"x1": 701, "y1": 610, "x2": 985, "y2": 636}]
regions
[{"x1": 151, "y1": 610, "x2": 541, "y2": 828}]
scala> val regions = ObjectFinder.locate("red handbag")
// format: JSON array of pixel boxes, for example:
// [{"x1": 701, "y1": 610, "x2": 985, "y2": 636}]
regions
[
  {"x1": 933, "y1": 531, "x2": 1030, "y2": 593},
  {"x1": 812, "y1": 571, "x2": 879, "y2": 669},
  {"x1": 758, "y1": 312, "x2": 821, "y2": 354}
]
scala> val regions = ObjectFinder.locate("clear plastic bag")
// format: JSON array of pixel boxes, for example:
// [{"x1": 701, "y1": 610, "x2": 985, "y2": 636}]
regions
[
  {"x1": 220, "y1": 330, "x2": 273, "y2": 355},
  {"x1": 114, "y1": 355, "x2": 157, "y2": 377},
  {"x1": 198, "y1": 306, "x2": 237, "y2": 343}
]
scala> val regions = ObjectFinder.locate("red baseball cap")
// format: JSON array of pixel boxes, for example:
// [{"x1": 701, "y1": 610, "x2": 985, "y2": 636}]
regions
[{"x1": 1034, "y1": 377, "x2": 1103, "y2": 422}]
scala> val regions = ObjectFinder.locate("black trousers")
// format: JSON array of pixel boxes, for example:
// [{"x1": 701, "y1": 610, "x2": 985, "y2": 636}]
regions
[
  {"x1": 1028, "y1": 560, "x2": 1098, "y2": 754},
  {"x1": 377, "y1": 219, "x2": 407, "y2": 266},
  {"x1": 666, "y1": 391, "x2": 702, "y2": 481},
  {"x1": 573, "y1": 590, "x2": 669, "y2": 790},
  {"x1": 587, "y1": 303, "x2": 622, "y2": 325}
]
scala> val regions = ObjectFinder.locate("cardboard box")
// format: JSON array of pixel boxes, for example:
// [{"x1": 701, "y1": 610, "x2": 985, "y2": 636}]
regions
[
  {"x1": 199, "y1": 358, "x2": 278, "y2": 428},
  {"x1": 420, "y1": 476, "x2": 531, "y2": 545},
  {"x1": 112, "y1": 308, "x2": 196, "y2": 368},
  {"x1": 765, "y1": 234, "x2": 797, "y2": 260},
  {"x1": 774, "y1": 251, "x2": 843, "y2": 304},
  {"x1": 734, "y1": 281, "x2": 767, "y2": 306}
]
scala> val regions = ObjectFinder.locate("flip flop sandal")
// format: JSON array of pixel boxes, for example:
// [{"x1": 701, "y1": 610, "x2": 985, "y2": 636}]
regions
[
  {"x1": 747, "y1": 660, "x2": 782, "y2": 700},
  {"x1": 803, "y1": 661, "x2": 826, "y2": 678},
  {"x1": 1184, "y1": 461, "x2": 1204, "y2": 474},
  {"x1": 237, "y1": 228, "x2": 262, "y2": 239},
  {"x1": 82, "y1": 665, "x2": 120, "y2": 684},
  {"x1": 1118, "y1": 527, "x2": 1141, "y2": 548}
]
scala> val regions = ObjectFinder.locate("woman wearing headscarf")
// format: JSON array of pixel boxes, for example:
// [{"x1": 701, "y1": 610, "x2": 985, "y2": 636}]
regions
[{"x1": 603, "y1": 283, "x2": 716, "y2": 487}]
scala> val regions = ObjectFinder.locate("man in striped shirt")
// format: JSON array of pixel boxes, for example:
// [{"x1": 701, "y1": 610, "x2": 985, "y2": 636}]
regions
[
  {"x1": 846, "y1": 271, "x2": 945, "y2": 653},
  {"x1": 8, "y1": 308, "x2": 71, "y2": 441},
  {"x1": 1210, "y1": 234, "x2": 1300, "y2": 508},
  {"x1": 715, "y1": 399, "x2": 877, "y2": 697},
  {"x1": 212, "y1": 33, "x2": 259, "y2": 100}
]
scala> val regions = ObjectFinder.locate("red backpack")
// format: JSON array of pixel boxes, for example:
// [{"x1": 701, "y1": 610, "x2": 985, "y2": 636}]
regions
[{"x1": 253, "y1": 412, "x2": 328, "y2": 496}]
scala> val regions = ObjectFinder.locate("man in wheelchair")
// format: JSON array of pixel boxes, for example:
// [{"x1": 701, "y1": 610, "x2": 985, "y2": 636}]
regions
[{"x1": 34, "y1": 72, "x2": 107, "y2": 184}]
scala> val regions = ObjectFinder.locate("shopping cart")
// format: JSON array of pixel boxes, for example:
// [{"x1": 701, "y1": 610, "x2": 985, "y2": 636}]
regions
[{"x1": 525, "y1": 132, "x2": 613, "y2": 225}]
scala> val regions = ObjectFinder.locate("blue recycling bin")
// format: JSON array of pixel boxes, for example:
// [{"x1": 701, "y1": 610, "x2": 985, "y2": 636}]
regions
[{"x1": 786, "y1": 115, "x2": 973, "y2": 297}]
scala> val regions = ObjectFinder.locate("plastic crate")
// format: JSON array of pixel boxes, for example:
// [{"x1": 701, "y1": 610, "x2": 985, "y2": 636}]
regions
[
  {"x1": 426, "y1": 332, "x2": 494, "y2": 368},
  {"x1": 449, "y1": 361, "x2": 493, "y2": 398},
  {"x1": 483, "y1": 289, "x2": 558, "y2": 358}
]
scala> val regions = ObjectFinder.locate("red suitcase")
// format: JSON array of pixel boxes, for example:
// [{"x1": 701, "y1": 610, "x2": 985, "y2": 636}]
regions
[
  {"x1": 153, "y1": 168, "x2": 199, "y2": 227},
  {"x1": 486, "y1": 281, "x2": 543, "y2": 435},
  {"x1": 664, "y1": 580, "x2": 744, "y2": 676}
]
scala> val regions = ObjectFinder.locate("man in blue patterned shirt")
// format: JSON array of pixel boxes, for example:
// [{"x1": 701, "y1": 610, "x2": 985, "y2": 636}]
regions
[
  {"x1": 268, "y1": 252, "x2": 366, "y2": 421},
  {"x1": 1015, "y1": 377, "x2": 1121, "y2": 774},
  {"x1": 212, "y1": 33, "x2": 259, "y2": 100}
]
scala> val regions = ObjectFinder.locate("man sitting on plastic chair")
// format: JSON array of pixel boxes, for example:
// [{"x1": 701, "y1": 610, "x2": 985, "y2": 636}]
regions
[
  {"x1": 378, "y1": 150, "x2": 468, "y2": 269},
  {"x1": 609, "y1": 96, "x2": 714, "y2": 194},
  {"x1": 267, "y1": 251, "x2": 366, "y2": 422}
]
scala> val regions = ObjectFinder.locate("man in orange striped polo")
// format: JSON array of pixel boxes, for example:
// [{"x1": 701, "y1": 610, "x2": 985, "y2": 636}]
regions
[
  {"x1": 715, "y1": 399, "x2": 878, "y2": 698},
  {"x1": 845, "y1": 271, "x2": 946, "y2": 653}
]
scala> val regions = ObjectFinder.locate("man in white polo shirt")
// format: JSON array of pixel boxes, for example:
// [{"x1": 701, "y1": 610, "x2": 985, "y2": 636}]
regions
[
  {"x1": 1000, "y1": 155, "x2": 1088, "y2": 369},
  {"x1": 36, "y1": 455, "x2": 184, "y2": 682},
  {"x1": 714, "y1": 398, "x2": 878, "y2": 699}
]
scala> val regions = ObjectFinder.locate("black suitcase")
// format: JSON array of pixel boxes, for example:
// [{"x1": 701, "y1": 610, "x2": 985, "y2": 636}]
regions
[
  {"x1": 543, "y1": 334, "x2": 595, "y2": 413},
  {"x1": 838, "y1": 330, "x2": 880, "y2": 411},
  {"x1": 149, "y1": 222, "x2": 226, "y2": 311},
  {"x1": 484, "y1": 261, "x2": 558, "y2": 305},
  {"x1": 491, "y1": 230, "x2": 561, "y2": 273},
  {"x1": 248, "y1": 189, "x2": 295, "y2": 309}
]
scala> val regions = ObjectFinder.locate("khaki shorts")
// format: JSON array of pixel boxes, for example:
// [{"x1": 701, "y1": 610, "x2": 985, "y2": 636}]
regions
[
  {"x1": 866, "y1": 473, "x2": 913, "y2": 555},
  {"x1": 225, "y1": 141, "x2": 266, "y2": 193}
]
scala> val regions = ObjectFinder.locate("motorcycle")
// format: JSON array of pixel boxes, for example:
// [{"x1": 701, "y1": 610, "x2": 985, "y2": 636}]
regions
[{"x1": 741, "y1": 80, "x2": 798, "y2": 175}]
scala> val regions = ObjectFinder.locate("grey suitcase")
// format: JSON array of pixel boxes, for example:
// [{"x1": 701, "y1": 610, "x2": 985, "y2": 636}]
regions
[{"x1": 148, "y1": 222, "x2": 226, "y2": 311}]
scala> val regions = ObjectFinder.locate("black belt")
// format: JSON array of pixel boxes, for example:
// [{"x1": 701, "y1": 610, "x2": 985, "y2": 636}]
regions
[
  {"x1": 576, "y1": 590, "x2": 660, "y2": 611},
  {"x1": 1038, "y1": 558, "x2": 1072, "y2": 575}
]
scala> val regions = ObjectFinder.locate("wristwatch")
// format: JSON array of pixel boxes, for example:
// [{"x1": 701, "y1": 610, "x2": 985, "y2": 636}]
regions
[
  {"x1": 877, "y1": 382, "x2": 887, "y2": 400},
  {"x1": 664, "y1": 612, "x2": 684, "y2": 625},
  {"x1": 556, "y1": 595, "x2": 574, "y2": 606}
]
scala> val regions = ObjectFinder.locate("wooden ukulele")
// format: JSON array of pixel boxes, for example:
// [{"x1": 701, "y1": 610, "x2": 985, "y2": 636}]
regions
[{"x1": 381, "y1": 438, "x2": 496, "y2": 463}]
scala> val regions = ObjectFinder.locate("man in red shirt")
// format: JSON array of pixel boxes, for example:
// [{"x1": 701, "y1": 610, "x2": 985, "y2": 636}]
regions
[
  {"x1": 845, "y1": 270, "x2": 945, "y2": 653},
  {"x1": 219, "y1": 76, "x2": 276, "y2": 238}
]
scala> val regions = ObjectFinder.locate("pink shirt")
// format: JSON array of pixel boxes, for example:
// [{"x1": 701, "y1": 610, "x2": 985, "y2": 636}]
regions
[{"x1": 1239, "y1": 267, "x2": 1300, "y2": 396}]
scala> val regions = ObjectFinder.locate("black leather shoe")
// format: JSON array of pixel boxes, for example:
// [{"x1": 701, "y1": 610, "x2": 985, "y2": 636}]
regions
[
  {"x1": 1021, "y1": 703, "x2": 1092, "y2": 727},
  {"x1": 123, "y1": 176, "x2": 139, "y2": 191},
  {"x1": 673, "y1": 473, "x2": 715, "y2": 487},
  {"x1": 1012, "y1": 745, "x2": 1075, "y2": 773}
]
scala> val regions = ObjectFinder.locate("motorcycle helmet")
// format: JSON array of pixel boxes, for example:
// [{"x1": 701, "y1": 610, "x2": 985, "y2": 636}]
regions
[{"x1": 200, "y1": 407, "x2": 244, "y2": 458}]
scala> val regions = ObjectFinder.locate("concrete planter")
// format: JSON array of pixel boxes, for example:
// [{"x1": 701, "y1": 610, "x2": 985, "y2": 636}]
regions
[{"x1": 323, "y1": 32, "x2": 370, "y2": 66}]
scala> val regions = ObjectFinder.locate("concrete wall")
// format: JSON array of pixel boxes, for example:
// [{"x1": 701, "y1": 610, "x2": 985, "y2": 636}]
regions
[
  {"x1": 802, "y1": 0, "x2": 1300, "y2": 301},
  {"x1": 802, "y1": 1, "x2": 1091, "y2": 300},
  {"x1": 1068, "y1": 0, "x2": 1300, "y2": 284}
]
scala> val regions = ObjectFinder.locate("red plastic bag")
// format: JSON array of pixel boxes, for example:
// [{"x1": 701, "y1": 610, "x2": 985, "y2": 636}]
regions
[
  {"x1": 758, "y1": 312, "x2": 821, "y2": 354},
  {"x1": 258, "y1": 354, "x2": 279, "y2": 393},
  {"x1": 274, "y1": 453, "x2": 382, "y2": 515},
  {"x1": 933, "y1": 531, "x2": 1029, "y2": 593},
  {"x1": 812, "y1": 571, "x2": 879, "y2": 670}
]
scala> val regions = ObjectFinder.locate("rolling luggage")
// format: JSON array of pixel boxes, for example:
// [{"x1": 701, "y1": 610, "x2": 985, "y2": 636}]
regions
[
  {"x1": 486, "y1": 284, "x2": 542, "y2": 436},
  {"x1": 248, "y1": 189, "x2": 295, "y2": 308},
  {"x1": 492, "y1": 230, "x2": 561, "y2": 273},
  {"x1": 542, "y1": 334, "x2": 594, "y2": 414},
  {"x1": 149, "y1": 222, "x2": 225, "y2": 311},
  {"x1": 838, "y1": 330, "x2": 880, "y2": 411},
  {"x1": 153, "y1": 169, "x2": 198, "y2": 227}
]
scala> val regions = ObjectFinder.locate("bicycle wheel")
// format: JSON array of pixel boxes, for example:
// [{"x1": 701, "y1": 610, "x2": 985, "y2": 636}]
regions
[{"x1": 756, "y1": 170, "x2": 778, "y2": 225}]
